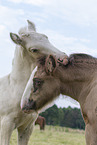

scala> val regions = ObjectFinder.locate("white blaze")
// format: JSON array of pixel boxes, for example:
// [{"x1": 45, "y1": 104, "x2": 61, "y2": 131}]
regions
[{"x1": 21, "y1": 66, "x2": 38, "y2": 109}]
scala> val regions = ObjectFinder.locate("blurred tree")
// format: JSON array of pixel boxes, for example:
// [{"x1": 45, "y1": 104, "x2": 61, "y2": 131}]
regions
[{"x1": 40, "y1": 105, "x2": 85, "y2": 129}]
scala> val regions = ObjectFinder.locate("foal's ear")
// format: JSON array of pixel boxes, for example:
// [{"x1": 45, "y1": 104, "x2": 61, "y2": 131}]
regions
[
  {"x1": 45, "y1": 55, "x2": 57, "y2": 75},
  {"x1": 10, "y1": 33, "x2": 22, "y2": 45}
]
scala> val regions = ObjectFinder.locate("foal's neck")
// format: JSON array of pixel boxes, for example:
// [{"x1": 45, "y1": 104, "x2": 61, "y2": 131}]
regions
[
  {"x1": 58, "y1": 58, "x2": 97, "y2": 102},
  {"x1": 10, "y1": 46, "x2": 35, "y2": 84}
]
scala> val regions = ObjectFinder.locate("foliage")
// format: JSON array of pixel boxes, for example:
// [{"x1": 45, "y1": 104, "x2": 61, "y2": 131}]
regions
[{"x1": 40, "y1": 105, "x2": 85, "y2": 129}]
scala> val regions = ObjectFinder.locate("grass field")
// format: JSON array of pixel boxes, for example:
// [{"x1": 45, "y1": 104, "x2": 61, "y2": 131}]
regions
[{"x1": 10, "y1": 125, "x2": 86, "y2": 145}]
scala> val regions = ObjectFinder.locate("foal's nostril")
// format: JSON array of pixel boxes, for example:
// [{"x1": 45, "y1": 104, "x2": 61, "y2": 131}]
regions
[
  {"x1": 29, "y1": 100, "x2": 36, "y2": 110},
  {"x1": 22, "y1": 99, "x2": 36, "y2": 112},
  {"x1": 28, "y1": 98, "x2": 33, "y2": 103}
]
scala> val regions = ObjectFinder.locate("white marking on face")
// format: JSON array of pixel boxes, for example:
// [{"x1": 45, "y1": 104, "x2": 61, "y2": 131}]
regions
[{"x1": 21, "y1": 66, "x2": 38, "y2": 109}]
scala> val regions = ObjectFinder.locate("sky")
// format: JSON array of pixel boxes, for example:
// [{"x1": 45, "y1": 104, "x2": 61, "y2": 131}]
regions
[{"x1": 0, "y1": 0, "x2": 97, "y2": 108}]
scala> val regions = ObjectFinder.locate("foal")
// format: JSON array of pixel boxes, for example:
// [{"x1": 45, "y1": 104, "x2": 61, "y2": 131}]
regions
[
  {"x1": 0, "y1": 20, "x2": 67, "y2": 145},
  {"x1": 21, "y1": 54, "x2": 97, "y2": 145}
]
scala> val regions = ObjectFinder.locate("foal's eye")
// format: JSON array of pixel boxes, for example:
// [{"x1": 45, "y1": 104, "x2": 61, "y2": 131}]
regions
[
  {"x1": 33, "y1": 78, "x2": 44, "y2": 93},
  {"x1": 29, "y1": 48, "x2": 38, "y2": 53}
]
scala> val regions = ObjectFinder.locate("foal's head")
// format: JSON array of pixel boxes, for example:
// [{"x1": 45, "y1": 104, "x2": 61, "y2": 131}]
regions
[
  {"x1": 21, "y1": 55, "x2": 68, "y2": 113},
  {"x1": 10, "y1": 20, "x2": 67, "y2": 60}
]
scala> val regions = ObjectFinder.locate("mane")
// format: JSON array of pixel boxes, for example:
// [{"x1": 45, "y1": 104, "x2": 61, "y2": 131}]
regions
[
  {"x1": 37, "y1": 53, "x2": 97, "y2": 70},
  {"x1": 70, "y1": 53, "x2": 95, "y2": 60},
  {"x1": 69, "y1": 53, "x2": 97, "y2": 66},
  {"x1": 12, "y1": 45, "x2": 24, "y2": 67}
]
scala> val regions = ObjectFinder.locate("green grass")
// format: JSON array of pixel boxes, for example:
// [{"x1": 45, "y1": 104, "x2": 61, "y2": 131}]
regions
[{"x1": 10, "y1": 126, "x2": 86, "y2": 145}]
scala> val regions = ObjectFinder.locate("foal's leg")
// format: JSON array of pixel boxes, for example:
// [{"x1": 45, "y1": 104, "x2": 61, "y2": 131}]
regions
[
  {"x1": 0, "y1": 116, "x2": 15, "y2": 145},
  {"x1": 17, "y1": 122, "x2": 34, "y2": 145},
  {"x1": 85, "y1": 124, "x2": 97, "y2": 145},
  {"x1": 17, "y1": 112, "x2": 38, "y2": 145}
]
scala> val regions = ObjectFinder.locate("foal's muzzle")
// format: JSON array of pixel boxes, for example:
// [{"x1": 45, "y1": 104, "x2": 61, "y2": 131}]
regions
[{"x1": 21, "y1": 99, "x2": 36, "y2": 114}]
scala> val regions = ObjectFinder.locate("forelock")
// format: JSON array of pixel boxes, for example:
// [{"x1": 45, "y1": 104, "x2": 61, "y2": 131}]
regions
[{"x1": 18, "y1": 27, "x2": 28, "y2": 35}]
